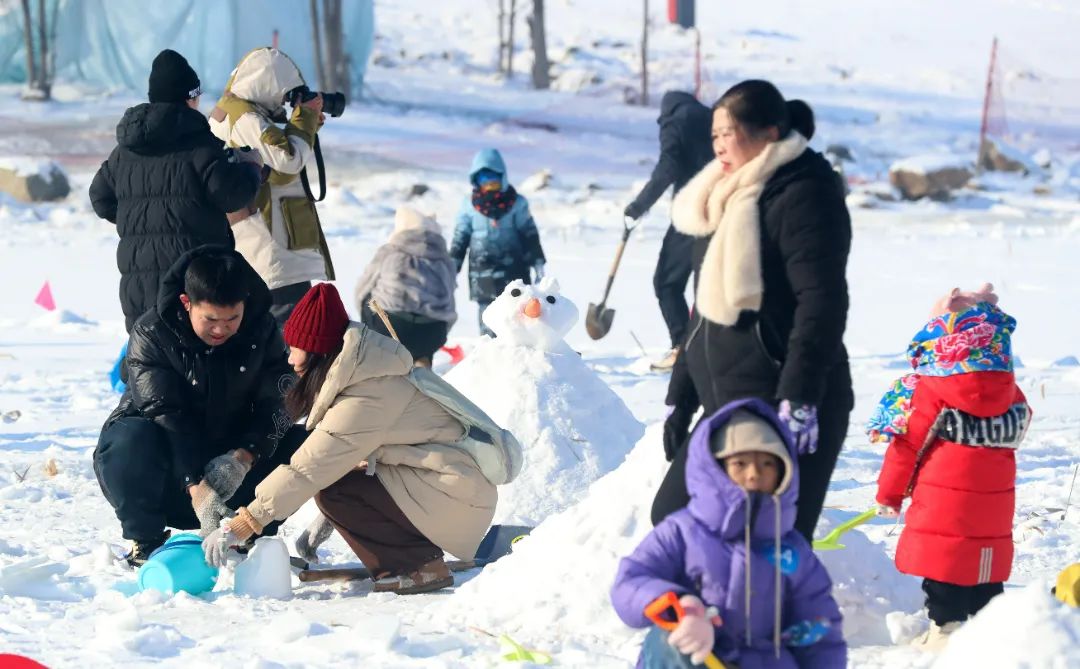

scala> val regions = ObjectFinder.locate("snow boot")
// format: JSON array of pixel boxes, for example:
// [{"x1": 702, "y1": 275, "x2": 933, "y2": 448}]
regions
[
  {"x1": 372, "y1": 557, "x2": 453, "y2": 595},
  {"x1": 123, "y1": 530, "x2": 170, "y2": 568},
  {"x1": 910, "y1": 621, "x2": 962, "y2": 651},
  {"x1": 650, "y1": 347, "x2": 679, "y2": 372}
]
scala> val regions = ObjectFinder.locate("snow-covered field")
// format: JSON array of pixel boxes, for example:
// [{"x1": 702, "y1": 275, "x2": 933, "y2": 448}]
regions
[{"x1": 1, "y1": 1, "x2": 1079, "y2": 666}]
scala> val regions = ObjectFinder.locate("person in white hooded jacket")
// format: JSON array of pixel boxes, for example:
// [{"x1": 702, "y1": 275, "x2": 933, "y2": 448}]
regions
[{"x1": 209, "y1": 47, "x2": 334, "y2": 324}]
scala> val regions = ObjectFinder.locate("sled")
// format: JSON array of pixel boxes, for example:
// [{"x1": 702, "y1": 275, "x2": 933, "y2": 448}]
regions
[
  {"x1": 298, "y1": 559, "x2": 476, "y2": 583},
  {"x1": 295, "y1": 524, "x2": 533, "y2": 582}
]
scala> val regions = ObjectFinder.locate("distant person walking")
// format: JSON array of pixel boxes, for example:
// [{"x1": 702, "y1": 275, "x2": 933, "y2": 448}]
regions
[{"x1": 623, "y1": 91, "x2": 713, "y2": 371}]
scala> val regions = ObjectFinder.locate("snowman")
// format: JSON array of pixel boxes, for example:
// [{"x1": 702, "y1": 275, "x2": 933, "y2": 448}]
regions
[{"x1": 445, "y1": 278, "x2": 644, "y2": 526}]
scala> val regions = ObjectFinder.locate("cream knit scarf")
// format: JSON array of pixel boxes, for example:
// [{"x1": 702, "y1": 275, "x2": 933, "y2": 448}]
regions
[{"x1": 671, "y1": 132, "x2": 808, "y2": 325}]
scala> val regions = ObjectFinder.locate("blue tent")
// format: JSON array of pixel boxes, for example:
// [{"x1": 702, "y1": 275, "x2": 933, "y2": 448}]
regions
[{"x1": 0, "y1": 0, "x2": 374, "y2": 95}]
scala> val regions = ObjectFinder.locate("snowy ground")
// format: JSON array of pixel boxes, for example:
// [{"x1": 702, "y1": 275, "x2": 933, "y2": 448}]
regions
[{"x1": 2, "y1": 1, "x2": 1079, "y2": 667}]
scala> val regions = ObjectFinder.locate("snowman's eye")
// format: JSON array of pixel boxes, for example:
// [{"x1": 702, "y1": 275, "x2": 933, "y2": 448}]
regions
[
  {"x1": 545, "y1": 296, "x2": 556, "y2": 304},
  {"x1": 511, "y1": 288, "x2": 522, "y2": 297}
]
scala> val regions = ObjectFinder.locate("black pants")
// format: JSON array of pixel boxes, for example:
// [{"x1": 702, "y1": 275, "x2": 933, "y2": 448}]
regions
[
  {"x1": 650, "y1": 381, "x2": 851, "y2": 543},
  {"x1": 923, "y1": 579, "x2": 1004, "y2": 625},
  {"x1": 94, "y1": 417, "x2": 308, "y2": 542},
  {"x1": 653, "y1": 225, "x2": 695, "y2": 348},
  {"x1": 270, "y1": 281, "x2": 312, "y2": 327}
]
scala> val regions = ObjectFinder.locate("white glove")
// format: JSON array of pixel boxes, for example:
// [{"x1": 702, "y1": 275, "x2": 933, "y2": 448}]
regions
[
  {"x1": 202, "y1": 522, "x2": 242, "y2": 568},
  {"x1": 532, "y1": 262, "x2": 546, "y2": 282},
  {"x1": 667, "y1": 595, "x2": 716, "y2": 665},
  {"x1": 876, "y1": 504, "x2": 901, "y2": 519}
]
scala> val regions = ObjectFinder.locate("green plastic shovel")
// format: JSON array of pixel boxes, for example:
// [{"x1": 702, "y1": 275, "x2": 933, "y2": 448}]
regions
[{"x1": 812, "y1": 508, "x2": 877, "y2": 551}]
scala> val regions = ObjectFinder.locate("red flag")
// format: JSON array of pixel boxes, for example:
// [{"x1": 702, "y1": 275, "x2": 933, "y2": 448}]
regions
[{"x1": 34, "y1": 281, "x2": 56, "y2": 311}]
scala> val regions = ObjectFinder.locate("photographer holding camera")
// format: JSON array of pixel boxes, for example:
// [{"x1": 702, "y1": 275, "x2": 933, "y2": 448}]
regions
[{"x1": 210, "y1": 47, "x2": 344, "y2": 324}]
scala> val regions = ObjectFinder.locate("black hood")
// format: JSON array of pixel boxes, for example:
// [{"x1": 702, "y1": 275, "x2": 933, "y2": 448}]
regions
[
  {"x1": 763, "y1": 147, "x2": 844, "y2": 201},
  {"x1": 155, "y1": 245, "x2": 272, "y2": 347},
  {"x1": 116, "y1": 103, "x2": 215, "y2": 154},
  {"x1": 659, "y1": 90, "x2": 708, "y2": 122}
]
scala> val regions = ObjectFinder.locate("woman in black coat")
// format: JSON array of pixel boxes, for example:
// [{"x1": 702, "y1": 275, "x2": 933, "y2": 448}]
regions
[{"x1": 653, "y1": 80, "x2": 853, "y2": 542}]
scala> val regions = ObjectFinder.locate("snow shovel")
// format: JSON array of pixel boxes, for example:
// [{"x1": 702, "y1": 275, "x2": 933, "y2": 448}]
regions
[
  {"x1": 645, "y1": 591, "x2": 727, "y2": 669},
  {"x1": 585, "y1": 220, "x2": 637, "y2": 340},
  {"x1": 812, "y1": 508, "x2": 877, "y2": 551}
]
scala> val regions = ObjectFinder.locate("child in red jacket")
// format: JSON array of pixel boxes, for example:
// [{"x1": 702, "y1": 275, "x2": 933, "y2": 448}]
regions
[{"x1": 868, "y1": 284, "x2": 1031, "y2": 651}]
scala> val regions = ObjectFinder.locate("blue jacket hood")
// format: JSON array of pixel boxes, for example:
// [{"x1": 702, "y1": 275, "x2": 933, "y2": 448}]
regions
[{"x1": 469, "y1": 148, "x2": 509, "y2": 191}]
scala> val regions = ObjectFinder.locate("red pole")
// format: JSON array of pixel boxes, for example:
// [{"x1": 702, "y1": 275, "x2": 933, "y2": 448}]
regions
[
  {"x1": 694, "y1": 28, "x2": 701, "y2": 100},
  {"x1": 977, "y1": 36, "x2": 998, "y2": 168},
  {"x1": 272, "y1": 29, "x2": 279, "y2": 50}
]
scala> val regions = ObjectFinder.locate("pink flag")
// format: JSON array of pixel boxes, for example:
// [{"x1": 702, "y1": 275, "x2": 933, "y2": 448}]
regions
[{"x1": 34, "y1": 281, "x2": 56, "y2": 311}]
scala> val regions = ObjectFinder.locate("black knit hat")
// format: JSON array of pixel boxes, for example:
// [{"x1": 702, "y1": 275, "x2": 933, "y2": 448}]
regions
[{"x1": 148, "y1": 49, "x2": 201, "y2": 103}]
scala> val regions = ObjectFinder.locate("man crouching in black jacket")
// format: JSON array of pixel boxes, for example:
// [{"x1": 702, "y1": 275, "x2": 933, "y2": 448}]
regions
[{"x1": 94, "y1": 246, "x2": 305, "y2": 566}]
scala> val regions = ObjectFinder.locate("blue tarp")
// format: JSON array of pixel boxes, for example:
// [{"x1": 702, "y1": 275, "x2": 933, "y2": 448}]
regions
[{"x1": 0, "y1": 0, "x2": 374, "y2": 95}]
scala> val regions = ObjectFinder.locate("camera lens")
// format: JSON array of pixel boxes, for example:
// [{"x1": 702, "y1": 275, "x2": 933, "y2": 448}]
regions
[{"x1": 323, "y1": 92, "x2": 346, "y2": 118}]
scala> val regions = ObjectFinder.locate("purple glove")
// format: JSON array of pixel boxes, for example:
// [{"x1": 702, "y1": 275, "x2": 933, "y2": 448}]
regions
[{"x1": 778, "y1": 400, "x2": 819, "y2": 455}]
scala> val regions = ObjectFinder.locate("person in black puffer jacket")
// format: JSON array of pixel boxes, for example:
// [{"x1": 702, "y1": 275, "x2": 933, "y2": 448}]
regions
[
  {"x1": 94, "y1": 246, "x2": 304, "y2": 565},
  {"x1": 652, "y1": 80, "x2": 854, "y2": 543},
  {"x1": 89, "y1": 49, "x2": 262, "y2": 332},
  {"x1": 623, "y1": 91, "x2": 714, "y2": 369}
]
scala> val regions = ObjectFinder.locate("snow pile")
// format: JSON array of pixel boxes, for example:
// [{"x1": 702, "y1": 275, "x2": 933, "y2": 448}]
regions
[
  {"x1": 435, "y1": 427, "x2": 665, "y2": 660},
  {"x1": 814, "y1": 511, "x2": 925, "y2": 645},
  {"x1": 934, "y1": 582, "x2": 1080, "y2": 668},
  {"x1": 30, "y1": 309, "x2": 97, "y2": 329},
  {"x1": 445, "y1": 279, "x2": 644, "y2": 525},
  {"x1": 0, "y1": 156, "x2": 65, "y2": 182},
  {"x1": 890, "y1": 154, "x2": 972, "y2": 175}
]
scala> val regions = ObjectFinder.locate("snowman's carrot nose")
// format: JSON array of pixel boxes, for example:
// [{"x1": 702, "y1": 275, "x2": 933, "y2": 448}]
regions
[{"x1": 522, "y1": 298, "x2": 543, "y2": 319}]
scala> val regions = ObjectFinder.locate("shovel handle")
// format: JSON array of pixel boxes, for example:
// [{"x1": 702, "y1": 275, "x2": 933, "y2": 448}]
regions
[{"x1": 598, "y1": 225, "x2": 634, "y2": 305}]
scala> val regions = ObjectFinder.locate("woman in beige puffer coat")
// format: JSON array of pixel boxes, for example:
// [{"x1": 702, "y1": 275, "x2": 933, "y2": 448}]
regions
[{"x1": 204, "y1": 283, "x2": 521, "y2": 594}]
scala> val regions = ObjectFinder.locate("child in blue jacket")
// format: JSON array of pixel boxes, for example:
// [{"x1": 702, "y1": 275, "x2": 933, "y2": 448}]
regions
[{"x1": 450, "y1": 148, "x2": 546, "y2": 336}]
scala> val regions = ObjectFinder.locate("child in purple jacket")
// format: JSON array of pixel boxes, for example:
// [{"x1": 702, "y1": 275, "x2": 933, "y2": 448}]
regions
[{"x1": 611, "y1": 399, "x2": 846, "y2": 668}]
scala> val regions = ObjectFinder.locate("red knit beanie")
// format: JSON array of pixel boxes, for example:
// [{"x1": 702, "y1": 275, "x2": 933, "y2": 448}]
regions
[{"x1": 283, "y1": 283, "x2": 349, "y2": 355}]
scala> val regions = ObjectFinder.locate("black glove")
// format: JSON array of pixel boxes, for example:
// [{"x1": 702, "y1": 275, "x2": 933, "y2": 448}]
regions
[
  {"x1": 663, "y1": 405, "x2": 695, "y2": 462},
  {"x1": 624, "y1": 201, "x2": 645, "y2": 221}
]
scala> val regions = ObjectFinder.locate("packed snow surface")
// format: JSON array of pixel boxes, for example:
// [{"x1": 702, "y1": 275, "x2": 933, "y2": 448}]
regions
[{"x1": 1, "y1": 0, "x2": 1079, "y2": 667}]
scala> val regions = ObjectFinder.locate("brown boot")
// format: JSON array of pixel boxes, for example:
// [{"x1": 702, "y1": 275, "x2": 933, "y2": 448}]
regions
[{"x1": 372, "y1": 557, "x2": 453, "y2": 595}]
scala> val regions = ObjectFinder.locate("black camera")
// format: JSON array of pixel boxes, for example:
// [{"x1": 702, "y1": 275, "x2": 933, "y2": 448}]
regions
[{"x1": 287, "y1": 85, "x2": 346, "y2": 118}]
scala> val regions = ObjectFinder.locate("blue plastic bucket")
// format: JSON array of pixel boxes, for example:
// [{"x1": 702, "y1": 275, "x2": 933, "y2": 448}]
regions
[{"x1": 137, "y1": 533, "x2": 219, "y2": 595}]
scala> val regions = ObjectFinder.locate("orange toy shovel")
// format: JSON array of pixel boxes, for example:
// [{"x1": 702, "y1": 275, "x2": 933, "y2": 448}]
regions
[{"x1": 644, "y1": 592, "x2": 727, "y2": 669}]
